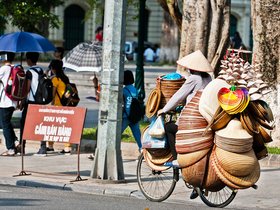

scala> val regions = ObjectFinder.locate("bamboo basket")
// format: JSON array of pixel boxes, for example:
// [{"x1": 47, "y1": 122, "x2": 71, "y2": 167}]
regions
[{"x1": 156, "y1": 76, "x2": 185, "y2": 108}]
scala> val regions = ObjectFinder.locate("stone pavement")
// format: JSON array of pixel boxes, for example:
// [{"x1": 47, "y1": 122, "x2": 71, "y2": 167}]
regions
[{"x1": 0, "y1": 139, "x2": 280, "y2": 209}]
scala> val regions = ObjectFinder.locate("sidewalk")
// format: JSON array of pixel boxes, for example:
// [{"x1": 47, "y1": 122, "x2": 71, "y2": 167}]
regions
[{"x1": 0, "y1": 140, "x2": 280, "y2": 209}]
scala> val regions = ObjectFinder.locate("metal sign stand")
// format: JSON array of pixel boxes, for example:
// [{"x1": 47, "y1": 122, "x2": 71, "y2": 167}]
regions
[
  {"x1": 71, "y1": 144, "x2": 87, "y2": 182},
  {"x1": 13, "y1": 141, "x2": 31, "y2": 177}
]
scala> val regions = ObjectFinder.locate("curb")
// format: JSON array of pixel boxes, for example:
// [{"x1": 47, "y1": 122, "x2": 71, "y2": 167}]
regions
[{"x1": 0, "y1": 176, "x2": 141, "y2": 199}]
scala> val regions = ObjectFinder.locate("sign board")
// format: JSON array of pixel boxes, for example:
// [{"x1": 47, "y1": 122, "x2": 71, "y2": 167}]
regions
[{"x1": 22, "y1": 105, "x2": 87, "y2": 145}]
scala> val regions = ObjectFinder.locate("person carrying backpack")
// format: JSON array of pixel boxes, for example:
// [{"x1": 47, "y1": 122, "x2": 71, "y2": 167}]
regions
[
  {"x1": 48, "y1": 59, "x2": 72, "y2": 155},
  {"x1": 19, "y1": 52, "x2": 50, "y2": 156},
  {"x1": 122, "y1": 70, "x2": 142, "y2": 152},
  {"x1": 0, "y1": 52, "x2": 19, "y2": 156}
]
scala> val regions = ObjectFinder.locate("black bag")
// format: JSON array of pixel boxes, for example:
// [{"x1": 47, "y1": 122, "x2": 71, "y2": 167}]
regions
[
  {"x1": 125, "y1": 88, "x2": 143, "y2": 124},
  {"x1": 58, "y1": 83, "x2": 80, "y2": 107},
  {"x1": 30, "y1": 68, "x2": 53, "y2": 104}
]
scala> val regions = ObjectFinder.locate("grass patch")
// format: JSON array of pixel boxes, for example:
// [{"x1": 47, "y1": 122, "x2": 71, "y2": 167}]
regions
[
  {"x1": 83, "y1": 124, "x2": 280, "y2": 155},
  {"x1": 82, "y1": 127, "x2": 98, "y2": 140},
  {"x1": 267, "y1": 147, "x2": 280, "y2": 155},
  {"x1": 82, "y1": 121, "x2": 150, "y2": 142}
]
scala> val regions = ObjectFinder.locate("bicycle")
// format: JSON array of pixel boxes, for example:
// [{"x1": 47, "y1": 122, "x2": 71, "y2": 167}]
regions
[{"x1": 136, "y1": 112, "x2": 238, "y2": 208}]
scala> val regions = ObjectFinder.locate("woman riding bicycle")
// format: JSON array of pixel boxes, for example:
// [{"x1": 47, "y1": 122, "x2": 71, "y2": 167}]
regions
[{"x1": 157, "y1": 50, "x2": 213, "y2": 168}]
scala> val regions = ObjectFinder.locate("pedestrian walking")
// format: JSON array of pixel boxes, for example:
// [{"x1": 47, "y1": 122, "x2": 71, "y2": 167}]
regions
[
  {"x1": 49, "y1": 59, "x2": 72, "y2": 155},
  {"x1": 19, "y1": 52, "x2": 46, "y2": 156},
  {"x1": 122, "y1": 70, "x2": 142, "y2": 152},
  {"x1": 46, "y1": 47, "x2": 65, "y2": 152},
  {"x1": 0, "y1": 52, "x2": 19, "y2": 156}
]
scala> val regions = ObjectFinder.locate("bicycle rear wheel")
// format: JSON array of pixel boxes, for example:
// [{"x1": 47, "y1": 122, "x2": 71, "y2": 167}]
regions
[
  {"x1": 137, "y1": 153, "x2": 178, "y2": 202},
  {"x1": 199, "y1": 186, "x2": 237, "y2": 208}
]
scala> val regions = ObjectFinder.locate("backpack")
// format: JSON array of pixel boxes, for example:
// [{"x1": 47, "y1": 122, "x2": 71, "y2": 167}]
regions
[
  {"x1": 125, "y1": 88, "x2": 143, "y2": 124},
  {"x1": 30, "y1": 68, "x2": 53, "y2": 104},
  {"x1": 58, "y1": 83, "x2": 80, "y2": 107},
  {"x1": 4, "y1": 64, "x2": 28, "y2": 101}
]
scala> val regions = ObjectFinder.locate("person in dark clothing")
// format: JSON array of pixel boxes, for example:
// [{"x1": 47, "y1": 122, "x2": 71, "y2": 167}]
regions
[{"x1": 232, "y1": 31, "x2": 243, "y2": 49}]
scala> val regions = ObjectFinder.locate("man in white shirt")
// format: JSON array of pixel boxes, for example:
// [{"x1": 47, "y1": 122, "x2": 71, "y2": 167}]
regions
[
  {"x1": 0, "y1": 52, "x2": 18, "y2": 156},
  {"x1": 144, "y1": 47, "x2": 155, "y2": 62},
  {"x1": 19, "y1": 52, "x2": 46, "y2": 156}
]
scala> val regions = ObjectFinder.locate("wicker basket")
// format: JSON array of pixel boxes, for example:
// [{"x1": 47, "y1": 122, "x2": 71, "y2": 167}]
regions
[{"x1": 156, "y1": 76, "x2": 185, "y2": 108}]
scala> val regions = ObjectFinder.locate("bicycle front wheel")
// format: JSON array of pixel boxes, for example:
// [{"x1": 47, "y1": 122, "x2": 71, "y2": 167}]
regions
[
  {"x1": 199, "y1": 186, "x2": 237, "y2": 208},
  {"x1": 136, "y1": 153, "x2": 178, "y2": 202}
]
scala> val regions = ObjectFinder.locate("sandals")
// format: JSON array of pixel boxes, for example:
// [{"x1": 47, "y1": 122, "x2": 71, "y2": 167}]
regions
[{"x1": 1, "y1": 150, "x2": 15, "y2": 156}]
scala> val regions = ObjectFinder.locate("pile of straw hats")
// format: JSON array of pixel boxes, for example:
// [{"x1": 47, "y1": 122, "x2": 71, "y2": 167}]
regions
[
  {"x1": 143, "y1": 148, "x2": 173, "y2": 171},
  {"x1": 215, "y1": 119, "x2": 253, "y2": 153},
  {"x1": 210, "y1": 146, "x2": 260, "y2": 189}
]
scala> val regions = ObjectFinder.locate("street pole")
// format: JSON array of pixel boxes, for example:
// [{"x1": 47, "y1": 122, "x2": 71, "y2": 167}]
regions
[
  {"x1": 135, "y1": 0, "x2": 146, "y2": 104},
  {"x1": 91, "y1": 0, "x2": 127, "y2": 182}
]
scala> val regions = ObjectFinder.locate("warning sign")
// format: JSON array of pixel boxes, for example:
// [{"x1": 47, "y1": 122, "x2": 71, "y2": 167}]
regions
[{"x1": 22, "y1": 105, "x2": 87, "y2": 144}]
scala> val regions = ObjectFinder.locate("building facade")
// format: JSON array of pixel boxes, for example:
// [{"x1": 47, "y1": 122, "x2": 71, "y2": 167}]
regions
[{"x1": 4, "y1": 0, "x2": 252, "y2": 50}]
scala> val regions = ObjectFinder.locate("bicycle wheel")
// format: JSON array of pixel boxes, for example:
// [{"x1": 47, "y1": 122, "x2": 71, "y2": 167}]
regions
[
  {"x1": 137, "y1": 153, "x2": 178, "y2": 202},
  {"x1": 199, "y1": 186, "x2": 237, "y2": 208}
]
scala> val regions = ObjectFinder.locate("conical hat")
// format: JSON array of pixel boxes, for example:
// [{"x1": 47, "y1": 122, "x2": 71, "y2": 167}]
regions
[{"x1": 177, "y1": 50, "x2": 213, "y2": 72}]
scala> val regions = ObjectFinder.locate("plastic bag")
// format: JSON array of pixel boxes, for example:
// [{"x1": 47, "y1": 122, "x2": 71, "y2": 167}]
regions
[
  {"x1": 148, "y1": 116, "x2": 165, "y2": 139},
  {"x1": 142, "y1": 126, "x2": 167, "y2": 149}
]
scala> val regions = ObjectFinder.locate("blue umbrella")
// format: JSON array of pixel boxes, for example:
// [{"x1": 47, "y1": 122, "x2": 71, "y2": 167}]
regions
[{"x1": 0, "y1": 31, "x2": 56, "y2": 53}]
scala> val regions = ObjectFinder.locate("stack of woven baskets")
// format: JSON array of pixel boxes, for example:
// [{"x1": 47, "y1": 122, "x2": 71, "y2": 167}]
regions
[{"x1": 156, "y1": 75, "x2": 185, "y2": 108}]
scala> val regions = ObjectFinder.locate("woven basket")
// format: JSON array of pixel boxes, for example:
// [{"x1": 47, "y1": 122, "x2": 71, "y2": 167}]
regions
[
  {"x1": 156, "y1": 76, "x2": 185, "y2": 108},
  {"x1": 181, "y1": 154, "x2": 208, "y2": 188},
  {"x1": 176, "y1": 91, "x2": 214, "y2": 154},
  {"x1": 177, "y1": 148, "x2": 210, "y2": 168}
]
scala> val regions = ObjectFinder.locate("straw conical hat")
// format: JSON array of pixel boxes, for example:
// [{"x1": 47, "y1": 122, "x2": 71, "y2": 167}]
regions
[{"x1": 177, "y1": 50, "x2": 213, "y2": 72}]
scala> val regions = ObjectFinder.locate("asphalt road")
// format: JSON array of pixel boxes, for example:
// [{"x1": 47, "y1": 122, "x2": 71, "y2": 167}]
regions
[{"x1": 0, "y1": 185, "x2": 223, "y2": 210}]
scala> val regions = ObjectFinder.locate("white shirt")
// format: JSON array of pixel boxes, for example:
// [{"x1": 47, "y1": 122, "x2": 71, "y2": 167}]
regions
[
  {"x1": 0, "y1": 65, "x2": 17, "y2": 108},
  {"x1": 144, "y1": 48, "x2": 155, "y2": 62},
  {"x1": 27, "y1": 66, "x2": 43, "y2": 102}
]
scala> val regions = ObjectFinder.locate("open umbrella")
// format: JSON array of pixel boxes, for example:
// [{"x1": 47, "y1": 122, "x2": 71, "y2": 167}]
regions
[
  {"x1": 63, "y1": 42, "x2": 102, "y2": 72},
  {"x1": 0, "y1": 31, "x2": 56, "y2": 52}
]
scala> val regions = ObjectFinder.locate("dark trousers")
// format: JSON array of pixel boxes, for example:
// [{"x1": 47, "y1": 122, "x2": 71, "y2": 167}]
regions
[
  {"x1": 0, "y1": 107, "x2": 16, "y2": 150},
  {"x1": 20, "y1": 102, "x2": 46, "y2": 152},
  {"x1": 164, "y1": 122, "x2": 178, "y2": 159}
]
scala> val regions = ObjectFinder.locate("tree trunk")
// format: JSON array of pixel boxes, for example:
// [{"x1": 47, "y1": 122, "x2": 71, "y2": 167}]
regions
[
  {"x1": 251, "y1": 0, "x2": 280, "y2": 146},
  {"x1": 177, "y1": 0, "x2": 230, "y2": 75},
  {"x1": 159, "y1": 10, "x2": 179, "y2": 64}
]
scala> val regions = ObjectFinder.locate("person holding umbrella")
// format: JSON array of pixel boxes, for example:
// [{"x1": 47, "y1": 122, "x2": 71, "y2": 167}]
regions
[{"x1": 0, "y1": 52, "x2": 19, "y2": 156}]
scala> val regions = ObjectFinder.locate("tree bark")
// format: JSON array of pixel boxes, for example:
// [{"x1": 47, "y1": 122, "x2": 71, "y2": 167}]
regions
[
  {"x1": 177, "y1": 0, "x2": 230, "y2": 75},
  {"x1": 251, "y1": 0, "x2": 280, "y2": 146},
  {"x1": 159, "y1": 10, "x2": 179, "y2": 64}
]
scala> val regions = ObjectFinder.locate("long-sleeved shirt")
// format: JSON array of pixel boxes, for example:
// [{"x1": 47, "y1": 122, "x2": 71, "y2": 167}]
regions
[{"x1": 162, "y1": 73, "x2": 212, "y2": 114}]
